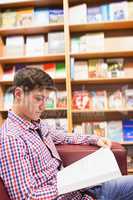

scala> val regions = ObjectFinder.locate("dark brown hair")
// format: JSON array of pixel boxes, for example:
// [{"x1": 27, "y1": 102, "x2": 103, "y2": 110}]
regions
[{"x1": 12, "y1": 67, "x2": 55, "y2": 94}]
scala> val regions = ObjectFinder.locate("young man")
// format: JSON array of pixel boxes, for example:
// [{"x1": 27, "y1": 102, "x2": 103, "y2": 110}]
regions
[{"x1": 0, "y1": 67, "x2": 133, "y2": 200}]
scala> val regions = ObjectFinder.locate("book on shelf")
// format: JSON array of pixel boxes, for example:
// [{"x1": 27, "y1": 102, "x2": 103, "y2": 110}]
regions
[
  {"x1": 49, "y1": 8, "x2": 64, "y2": 24},
  {"x1": 86, "y1": 32, "x2": 104, "y2": 52},
  {"x1": 5, "y1": 36, "x2": 24, "y2": 57},
  {"x1": 106, "y1": 58, "x2": 124, "y2": 78},
  {"x1": 92, "y1": 90, "x2": 107, "y2": 110},
  {"x1": 45, "y1": 91, "x2": 56, "y2": 109},
  {"x1": 88, "y1": 59, "x2": 97, "y2": 78},
  {"x1": 56, "y1": 91, "x2": 67, "y2": 109},
  {"x1": 107, "y1": 121, "x2": 123, "y2": 142},
  {"x1": 74, "y1": 61, "x2": 88, "y2": 80},
  {"x1": 71, "y1": 37, "x2": 80, "y2": 53},
  {"x1": 125, "y1": 89, "x2": 133, "y2": 109},
  {"x1": 43, "y1": 63, "x2": 56, "y2": 79},
  {"x1": 4, "y1": 89, "x2": 13, "y2": 110},
  {"x1": 2, "y1": 9, "x2": 16, "y2": 28},
  {"x1": 34, "y1": 8, "x2": 49, "y2": 26},
  {"x1": 55, "y1": 62, "x2": 66, "y2": 79},
  {"x1": 105, "y1": 36, "x2": 133, "y2": 52},
  {"x1": 25, "y1": 35, "x2": 45, "y2": 56},
  {"x1": 57, "y1": 147, "x2": 122, "y2": 195},
  {"x1": 48, "y1": 32, "x2": 65, "y2": 53},
  {"x1": 69, "y1": 3, "x2": 87, "y2": 24},
  {"x1": 16, "y1": 8, "x2": 34, "y2": 27},
  {"x1": 72, "y1": 90, "x2": 92, "y2": 110},
  {"x1": 109, "y1": 1, "x2": 128, "y2": 21},
  {"x1": 108, "y1": 90, "x2": 124, "y2": 109},
  {"x1": 44, "y1": 118, "x2": 67, "y2": 132},
  {"x1": 73, "y1": 125, "x2": 83, "y2": 135},
  {"x1": 123, "y1": 119, "x2": 133, "y2": 141},
  {"x1": 128, "y1": 1, "x2": 133, "y2": 19},
  {"x1": 93, "y1": 121, "x2": 107, "y2": 137},
  {"x1": 2, "y1": 64, "x2": 15, "y2": 81},
  {"x1": 127, "y1": 155, "x2": 133, "y2": 169},
  {"x1": 82, "y1": 122, "x2": 93, "y2": 135},
  {"x1": 87, "y1": 4, "x2": 109, "y2": 23}
]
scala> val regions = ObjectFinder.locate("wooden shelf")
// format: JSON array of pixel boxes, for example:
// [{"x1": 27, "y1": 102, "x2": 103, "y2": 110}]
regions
[
  {"x1": 120, "y1": 142, "x2": 133, "y2": 145},
  {"x1": 0, "y1": 78, "x2": 66, "y2": 85},
  {"x1": 0, "y1": 24, "x2": 64, "y2": 36},
  {"x1": 128, "y1": 168, "x2": 133, "y2": 173},
  {"x1": 0, "y1": 0, "x2": 63, "y2": 8},
  {"x1": 71, "y1": 51, "x2": 133, "y2": 59},
  {"x1": 71, "y1": 77, "x2": 133, "y2": 85},
  {"x1": 0, "y1": 54, "x2": 65, "y2": 64},
  {"x1": 72, "y1": 109, "x2": 133, "y2": 113},
  {"x1": 70, "y1": 20, "x2": 133, "y2": 33},
  {"x1": 0, "y1": 108, "x2": 67, "y2": 113}
]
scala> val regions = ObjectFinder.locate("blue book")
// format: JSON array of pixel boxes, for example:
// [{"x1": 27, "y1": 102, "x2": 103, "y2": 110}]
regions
[
  {"x1": 123, "y1": 119, "x2": 133, "y2": 141},
  {"x1": 49, "y1": 9, "x2": 64, "y2": 23},
  {"x1": 34, "y1": 8, "x2": 49, "y2": 25},
  {"x1": 101, "y1": 4, "x2": 109, "y2": 21}
]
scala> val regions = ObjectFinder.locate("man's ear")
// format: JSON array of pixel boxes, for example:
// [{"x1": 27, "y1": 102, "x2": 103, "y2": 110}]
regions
[{"x1": 14, "y1": 87, "x2": 24, "y2": 101}]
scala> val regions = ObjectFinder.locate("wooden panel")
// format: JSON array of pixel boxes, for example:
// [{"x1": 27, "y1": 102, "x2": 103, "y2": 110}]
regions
[
  {"x1": 71, "y1": 78, "x2": 133, "y2": 85},
  {"x1": 0, "y1": 54, "x2": 65, "y2": 64},
  {"x1": 0, "y1": 24, "x2": 64, "y2": 36},
  {"x1": 70, "y1": 21, "x2": 133, "y2": 33},
  {"x1": 71, "y1": 51, "x2": 133, "y2": 59},
  {"x1": 0, "y1": 0, "x2": 63, "y2": 8}
]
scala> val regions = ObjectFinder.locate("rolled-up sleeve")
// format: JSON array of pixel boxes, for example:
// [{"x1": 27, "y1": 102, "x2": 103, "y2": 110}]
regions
[{"x1": 47, "y1": 124, "x2": 99, "y2": 145}]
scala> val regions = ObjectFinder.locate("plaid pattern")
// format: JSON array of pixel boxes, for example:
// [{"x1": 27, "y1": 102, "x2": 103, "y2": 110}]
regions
[{"x1": 0, "y1": 111, "x2": 98, "y2": 200}]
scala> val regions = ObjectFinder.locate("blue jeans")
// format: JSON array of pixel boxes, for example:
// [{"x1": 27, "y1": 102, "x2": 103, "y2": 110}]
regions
[{"x1": 88, "y1": 175, "x2": 133, "y2": 200}]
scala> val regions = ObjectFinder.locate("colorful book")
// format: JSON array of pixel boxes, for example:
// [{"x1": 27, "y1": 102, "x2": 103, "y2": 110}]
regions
[
  {"x1": 49, "y1": 8, "x2": 64, "y2": 23},
  {"x1": 93, "y1": 121, "x2": 107, "y2": 137},
  {"x1": 2, "y1": 64, "x2": 15, "y2": 81},
  {"x1": 55, "y1": 62, "x2": 65, "y2": 79},
  {"x1": 45, "y1": 91, "x2": 56, "y2": 109},
  {"x1": 87, "y1": 5, "x2": 109, "y2": 23},
  {"x1": 34, "y1": 8, "x2": 49, "y2": 26},
  {"x1": 125, "y1": 89, "x2": 133, "y2": 108},
  {"x1": 92, "y1": 90, "x2": 107, "y2": 110},
  {"x1": 56, "y1": 91, "x2": 67, "y2": 109},
  {"x1": 108, "y1": 90, "x2": 123, "y2": 109},
  {"x1": 106, "y1": 58, "x2": 124, "y2": 78},
  {"x1": 123, "y1": 119, "x2": 133, "y2": 141},
  {"x1": 72, "y1": 90, "x2": 92, "y2": 110},
  {"x1": 16, "y1": 8, "x2": 33, "y2": 27},
  {"x1": 2, "y1": 9, "x2": 16, "y2": 28},
  {"x1": 107, "y1": 121, "x2": 123, "y2": 142},
  {"x1": 43, "y1": 63, "x2": 56, "y2": 79},
  {"x1": 109, "y1": 1, "x2": 128, "y2": 21}
]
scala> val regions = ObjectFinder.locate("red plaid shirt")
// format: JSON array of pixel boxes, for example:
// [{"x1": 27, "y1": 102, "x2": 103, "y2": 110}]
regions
[{"x1": 0, "y1": 111, "x2": 98, "y2": 200}]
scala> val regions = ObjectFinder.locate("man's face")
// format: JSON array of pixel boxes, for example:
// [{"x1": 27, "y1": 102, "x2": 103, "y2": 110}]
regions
[{"x1": 15, "y1": 87, "x2": 50, "y2": 121}]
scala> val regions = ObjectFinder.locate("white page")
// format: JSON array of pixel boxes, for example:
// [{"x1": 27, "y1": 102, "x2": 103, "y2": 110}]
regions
[{"x1": 57, "y1": 147, "x2": 122, "y2": 195}]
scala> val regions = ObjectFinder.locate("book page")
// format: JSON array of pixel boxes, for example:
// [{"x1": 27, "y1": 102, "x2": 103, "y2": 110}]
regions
[{"x1": 57, "y1": 147, "x2": 122, "y2": 195}]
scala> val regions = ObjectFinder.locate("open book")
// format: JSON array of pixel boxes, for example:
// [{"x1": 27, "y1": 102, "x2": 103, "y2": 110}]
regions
[{"x1": 57, "y1": 147, "x2": 122, "y2": 195}]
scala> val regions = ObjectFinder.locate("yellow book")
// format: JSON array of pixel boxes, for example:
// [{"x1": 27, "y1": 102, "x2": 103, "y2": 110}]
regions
[
  {"x1": 16, "y1": 8, "x2": 34, "y2": 27},
  {"x1": 2, "y1": 9, "x2": 16, "y2": 28}
]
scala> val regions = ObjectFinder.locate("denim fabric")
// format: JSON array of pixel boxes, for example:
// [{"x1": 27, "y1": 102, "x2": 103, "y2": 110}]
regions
[{"x1": 88, "y1": 175, "x2": 133, "y2": 200}]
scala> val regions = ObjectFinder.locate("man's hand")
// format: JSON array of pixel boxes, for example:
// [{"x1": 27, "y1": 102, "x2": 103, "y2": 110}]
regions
[{"x1": 97, "y1": 138, "x2": 112, "y2": 148}]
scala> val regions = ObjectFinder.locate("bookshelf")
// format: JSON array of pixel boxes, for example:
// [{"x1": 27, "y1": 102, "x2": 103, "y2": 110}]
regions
[{"x1": 0, "y1": 0, "x2": 133, "y2": 173}]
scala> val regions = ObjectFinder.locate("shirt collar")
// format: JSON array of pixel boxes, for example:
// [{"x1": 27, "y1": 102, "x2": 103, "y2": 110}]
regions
[{"x1": 8, "y1": 110, "x2": 40, "y2": 131}]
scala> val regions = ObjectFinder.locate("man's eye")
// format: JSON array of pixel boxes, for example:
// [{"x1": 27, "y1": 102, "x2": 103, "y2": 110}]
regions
[{"x1": 35, "y1": 96, "x2": 44, "y2": 101}]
